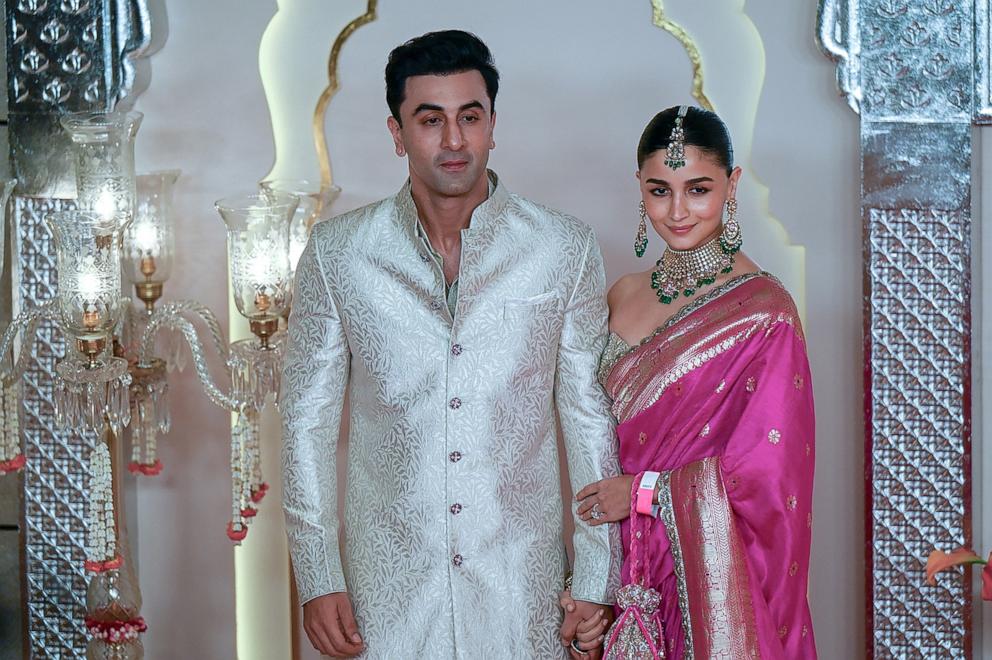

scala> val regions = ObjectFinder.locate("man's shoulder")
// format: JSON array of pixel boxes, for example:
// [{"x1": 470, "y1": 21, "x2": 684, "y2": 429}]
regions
[
  {"x1": 506, "y1": 193, "x2": 595, "y2": 244},
  {"x1": 310, "y1": 196, "x2": 395, "y2": 248}
]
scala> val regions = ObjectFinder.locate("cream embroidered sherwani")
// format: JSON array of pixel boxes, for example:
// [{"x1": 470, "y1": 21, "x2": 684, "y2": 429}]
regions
[{"x1": 280, "y1": 173, "x2": 621, "y2": 659}]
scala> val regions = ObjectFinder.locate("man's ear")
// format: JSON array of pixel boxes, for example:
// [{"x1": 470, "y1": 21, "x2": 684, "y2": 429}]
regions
[
  {"x1": 489, "y1": 111, "x2": 497, "y2": 150},
  {"x1": 387, "y1": 116, "x2": 405, "y2": 157}
]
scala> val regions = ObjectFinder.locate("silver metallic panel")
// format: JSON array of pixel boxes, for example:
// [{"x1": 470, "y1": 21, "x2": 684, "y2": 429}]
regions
[
  {"x1": 866, "y1": 207, "x2": 971, "y2": 658},
  {"x1": 818, "y1": 0, "x2": 975, "y2": 656},
  {"x1": 14, "y1": 195, "x2": 96, "y2": 657},
  {"x1": 859, "y1": 1, "x2": 973, "y2": 123},
  {"x1": 975, "y1": 0, "x2": 992, "y2": 122}
]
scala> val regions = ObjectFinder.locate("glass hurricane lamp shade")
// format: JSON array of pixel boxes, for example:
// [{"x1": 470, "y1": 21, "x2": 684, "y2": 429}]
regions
[
  {"x1": 258, "y1": 179, "x2": 340, "y2": 277},
  {"x1": 215, "y1": 192, "x2": 298, "y2": 348},
  {"x1": 47, "y1": 210, "x2": 129, "y2": 365},
  {"x1": 61, "y1": 111, "x2": 142, "y2": 223},
  {"x1": 126, "y1": 171, "x2": 180, "y2": 311}
]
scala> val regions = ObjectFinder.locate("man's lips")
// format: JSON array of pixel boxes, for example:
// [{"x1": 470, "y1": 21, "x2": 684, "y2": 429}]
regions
[{"x1": 440, "y1": 160, "x2": 468, "y2": 172}]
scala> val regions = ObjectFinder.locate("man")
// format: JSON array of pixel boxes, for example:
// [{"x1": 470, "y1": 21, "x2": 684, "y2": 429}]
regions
[{"x1": 281, "y1": 30, "x2": 620, "y2": 658}]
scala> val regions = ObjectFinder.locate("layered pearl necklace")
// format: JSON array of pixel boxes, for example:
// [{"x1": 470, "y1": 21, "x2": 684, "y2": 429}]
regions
[{"x1": 650, "y1": 234, "x2": 736, "y2": 304}]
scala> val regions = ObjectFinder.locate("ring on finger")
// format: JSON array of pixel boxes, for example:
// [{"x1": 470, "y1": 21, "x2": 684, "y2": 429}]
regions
[
  {"x1": 590, "y1": 502, "x2": 604, "y2": 520},
  {"x1": 570, "y1": 638, "x2": 590, "y2": 655}
]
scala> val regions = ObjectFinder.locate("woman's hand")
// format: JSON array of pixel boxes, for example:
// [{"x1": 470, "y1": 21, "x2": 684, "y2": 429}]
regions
[
  {"x1": 576, "y1": 475, "x2": 634, "y2": 525},
  {"x1": 559, "y1": 589, "x2": 611, "y2": 659}
]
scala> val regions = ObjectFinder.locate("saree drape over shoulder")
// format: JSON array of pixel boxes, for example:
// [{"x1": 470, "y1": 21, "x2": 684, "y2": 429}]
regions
[{"x1": 601, "y1": 272, "x2": 816, "y2": 659}]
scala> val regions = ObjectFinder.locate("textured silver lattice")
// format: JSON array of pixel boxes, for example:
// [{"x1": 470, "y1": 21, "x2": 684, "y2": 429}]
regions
[
  {"x1": 818, "y1": 1, "x2": 976, "y2": 657},
  {"x1": 13, "y1": 195, "x2": 96, "y2": 657},
  {"x1": 6, "y1": 0, "x2": 154, "y2": 112},
  {"x1": 867, "y1": 208, "x2": 970, "y2": 658}
]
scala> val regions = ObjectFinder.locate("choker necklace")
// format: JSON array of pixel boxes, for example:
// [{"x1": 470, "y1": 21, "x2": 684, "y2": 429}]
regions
[{"x1": 650, "y1": 234, "x2": 736, "y2": 304}]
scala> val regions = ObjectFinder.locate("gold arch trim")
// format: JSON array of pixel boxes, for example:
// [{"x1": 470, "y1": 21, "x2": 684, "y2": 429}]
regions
[
  {"x1": 650, "y1": 0, "x2": 713, "y2": 110},
  {"x1": 312, "y1": 0, "x2": 379, "y2": 189}
]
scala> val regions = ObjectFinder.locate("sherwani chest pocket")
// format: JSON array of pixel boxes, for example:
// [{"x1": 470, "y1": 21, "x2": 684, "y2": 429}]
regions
[{"x1": 501, "y1": 293, "x2": 564, "y2": 364}]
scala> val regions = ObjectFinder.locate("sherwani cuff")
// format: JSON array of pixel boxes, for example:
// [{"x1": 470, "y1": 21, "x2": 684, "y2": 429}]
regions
[
  {"x1": 288, "y1": 528, "x2": 347, "y2": 605},
  {"x1": 570, "y1": 528, "x2": 618, "y2": 605}
]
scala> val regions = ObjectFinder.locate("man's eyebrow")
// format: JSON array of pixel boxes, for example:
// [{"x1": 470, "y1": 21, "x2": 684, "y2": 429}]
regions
[
  {"x1": 413, "y1": 103, "x2": 444, "y2": 115},
  {"x1": 412, "y1": 101, "x2": 485, "y2": 115}
]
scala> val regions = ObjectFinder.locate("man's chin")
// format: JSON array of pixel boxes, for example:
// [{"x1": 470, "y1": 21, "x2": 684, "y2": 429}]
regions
[{"x1": 432, "y1": 171, "x2": 485, "y2": 197}]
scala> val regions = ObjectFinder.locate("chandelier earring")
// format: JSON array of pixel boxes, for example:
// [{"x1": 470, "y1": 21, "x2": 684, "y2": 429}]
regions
[
  {"x1": 634, "y1": 201, "x2": 649, "y2": 257},
  {"x1": 720, "y1": 198, "x2": 743, "y2": 254}
]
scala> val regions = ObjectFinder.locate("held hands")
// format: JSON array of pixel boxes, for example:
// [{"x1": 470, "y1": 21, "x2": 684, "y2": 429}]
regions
[
  {"x1": 559, "y1": 590, "x2": 612, "y2": 659},
  {"x1": 576, "y1": 475, "x2": 635, "y2": 525},
  {"x1": 303, "y1": 592, "x2": 364, "y2": 658}
]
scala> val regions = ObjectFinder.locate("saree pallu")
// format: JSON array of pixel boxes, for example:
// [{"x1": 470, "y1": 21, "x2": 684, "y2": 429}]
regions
[{"x1": 602, "y1": 272, "x2": 816, "y2": 659}]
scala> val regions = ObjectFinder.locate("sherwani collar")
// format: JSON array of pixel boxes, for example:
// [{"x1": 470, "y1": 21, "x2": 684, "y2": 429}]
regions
[{"x1": 394, "y1": 169, "x2": 509, "y2": 241}]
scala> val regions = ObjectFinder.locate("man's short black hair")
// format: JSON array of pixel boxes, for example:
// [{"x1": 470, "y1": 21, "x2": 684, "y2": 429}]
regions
[{"x1": 385, "y1": 30, "x2": 499, "y2": 124}]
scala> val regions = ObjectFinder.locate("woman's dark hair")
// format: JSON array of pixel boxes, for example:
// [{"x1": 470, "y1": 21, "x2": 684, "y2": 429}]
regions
[
  {"x1": 636, "y1": 106, "x2": 734, "y2": 174},
  {"x1": 385, "y1": 30, "x2": 499, "y2": 125}
]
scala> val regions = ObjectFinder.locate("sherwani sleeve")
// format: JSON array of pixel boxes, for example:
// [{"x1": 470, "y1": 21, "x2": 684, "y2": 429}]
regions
[
  {"x1": 280, "y1": 236, "x2": 350, "y2": 604},
  {"x1": 555, "y1": 228, "x2": 622, "y2": 604}
]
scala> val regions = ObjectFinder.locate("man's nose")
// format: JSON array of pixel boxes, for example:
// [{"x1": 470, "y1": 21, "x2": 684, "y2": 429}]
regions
[{"x1": 442, "y1": 121, "x2": 464, "y2": 151}]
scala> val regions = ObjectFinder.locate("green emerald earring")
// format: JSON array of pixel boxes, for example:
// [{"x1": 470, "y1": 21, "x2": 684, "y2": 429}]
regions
[{"x1": 634, "y1": 201, "x2": 648, "y2": 258}]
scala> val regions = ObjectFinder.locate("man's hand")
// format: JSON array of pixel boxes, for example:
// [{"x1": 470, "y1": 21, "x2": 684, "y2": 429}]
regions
[
  {"x1": 303, "y1": 592, "x2": 364, "y2": 658},
  {"x1": 560, "y1": 595, "x2": 612, "y2": 659},
  {"x1": 576, "y1": 474, "x2": 634, "y2": 525}
]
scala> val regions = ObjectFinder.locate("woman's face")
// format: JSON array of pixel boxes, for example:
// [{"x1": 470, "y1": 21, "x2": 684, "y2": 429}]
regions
[{"x1": 637, "y1": 145, "x2": 742, "y2": 251}]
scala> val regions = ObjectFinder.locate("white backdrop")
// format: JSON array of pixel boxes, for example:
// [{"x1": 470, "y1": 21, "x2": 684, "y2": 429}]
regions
[{"x1": 132, "y1": 1, "x2": 864, "y2": 658}]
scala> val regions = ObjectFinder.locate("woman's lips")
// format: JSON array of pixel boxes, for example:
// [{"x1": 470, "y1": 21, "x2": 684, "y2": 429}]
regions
[{"x1": 668, "y1": 224, "x2": 695, "y2": 235}]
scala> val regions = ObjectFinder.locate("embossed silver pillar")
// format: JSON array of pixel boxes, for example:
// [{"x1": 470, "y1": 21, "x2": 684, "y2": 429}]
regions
[
  {"x1": 818, "y1": 0, "x2": 977, "y2": 656},
  {"x1": 5, "y1": 0, "x2": 152, "y2": 655}
]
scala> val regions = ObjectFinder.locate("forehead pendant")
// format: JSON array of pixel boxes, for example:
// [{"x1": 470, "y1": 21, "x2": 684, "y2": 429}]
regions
[{"x1": 664, "y1": 105, "x2": 690, "y2": 171}]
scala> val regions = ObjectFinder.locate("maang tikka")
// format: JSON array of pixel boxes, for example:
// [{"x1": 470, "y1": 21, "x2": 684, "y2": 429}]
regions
[
  {"x1": 634, "y1": 201, "x2": 648, "y2": 257},
  {"x1": 664, "y1": 105, "x2": 690, "y2": 170}
]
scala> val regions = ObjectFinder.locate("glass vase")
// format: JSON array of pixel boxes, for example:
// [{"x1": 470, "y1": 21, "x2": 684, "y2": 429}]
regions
[
  {"x1": 215, "y1": 192, "x2": 297, "y2": 348},
  {"x1": 62, "y1": 111, "x2": 142, "y2": 224},
  {"x1": 47, "y1": 210, "x2": 128, "y2": 365},
  {"x1": 258, "y1": 179, "x2": 340, "y2": 278},
  {"x1": 126, "y1": 171, "x2": 179, "y2": 312}
]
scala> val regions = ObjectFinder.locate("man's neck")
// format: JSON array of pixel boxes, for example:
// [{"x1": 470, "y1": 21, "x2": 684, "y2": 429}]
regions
[{"x1": 410, "y1": 174, "x2": 490, "y2": 253}]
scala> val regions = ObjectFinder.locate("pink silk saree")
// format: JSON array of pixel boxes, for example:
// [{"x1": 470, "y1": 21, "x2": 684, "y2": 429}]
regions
[{"x1": 600, "y1": 272, "x2": 816, "y2": 659}]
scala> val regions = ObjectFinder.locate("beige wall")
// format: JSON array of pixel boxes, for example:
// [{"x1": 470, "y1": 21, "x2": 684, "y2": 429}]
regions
[{"x1": 132, "y1": 1, "x2": 865, "y2": 657}]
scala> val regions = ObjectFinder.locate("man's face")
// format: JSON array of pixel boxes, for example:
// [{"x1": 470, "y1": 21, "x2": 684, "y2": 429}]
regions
[{"x1": 387, "y1": 70, "x2": 496, "y2": 198}]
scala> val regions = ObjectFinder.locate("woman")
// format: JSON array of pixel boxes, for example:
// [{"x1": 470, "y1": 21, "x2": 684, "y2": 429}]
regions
[{"x1": 564, "y1": 106, "x2": 816, "y2": 659}]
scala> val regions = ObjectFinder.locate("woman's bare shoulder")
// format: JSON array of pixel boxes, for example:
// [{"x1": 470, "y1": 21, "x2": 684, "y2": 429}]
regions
[{"x1": 608, "y1": 270, "x2": 650, "y2": 308}]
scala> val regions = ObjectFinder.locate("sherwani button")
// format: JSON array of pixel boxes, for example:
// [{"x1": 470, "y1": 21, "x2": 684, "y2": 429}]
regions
[
  {"x1": 450, "y1": 503, "x2": 462, "y2": 515},
  {"x1": 420, "y1": 253, "x2": 431, "y2": 263},
  {"x1": 452, "y1": 554, "x2": 464, "y2": 567},
  {"x1": 448, "y1": 397, "x2": 461, "y2": 409},
  {"x1": 449, "y1": 451, "x2": 462, "y2": 463},
  {"x1": 451, "y1": 344, "x2": 463, "y2": 356},
  {"x1": 430, "y1": 300, "x2": 442, "y2": 311}
]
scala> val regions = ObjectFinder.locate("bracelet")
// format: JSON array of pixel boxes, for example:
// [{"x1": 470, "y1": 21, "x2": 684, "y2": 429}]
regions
[{"x1": 635, "y1": 471, "x2": 661, "y2": 516}]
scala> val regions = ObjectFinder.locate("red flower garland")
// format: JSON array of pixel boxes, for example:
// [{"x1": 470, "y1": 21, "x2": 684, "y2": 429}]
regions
[
  {"x1": 85, "y1": 616, "x2": 147, "y2": 643},
  {"x1": 0, "y1": 454, "x2": 26, "y2": 474},
  {"x1": 127, "y1": 459, "x2": 163, "y2": 476}
]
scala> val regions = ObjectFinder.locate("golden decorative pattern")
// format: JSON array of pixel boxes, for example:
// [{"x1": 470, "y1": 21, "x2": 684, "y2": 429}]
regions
[
  {"x1": 311, "y1": 0, "x2": 379, "y2": 189},
  {"x1": 650, "y1": 0, "x2": 713, "y2": 110}
]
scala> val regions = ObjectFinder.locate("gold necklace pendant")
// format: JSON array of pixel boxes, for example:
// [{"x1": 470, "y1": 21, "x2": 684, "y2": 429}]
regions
[{"x1": 650, "y1": 235, "x2": 734, "y2": 304}]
